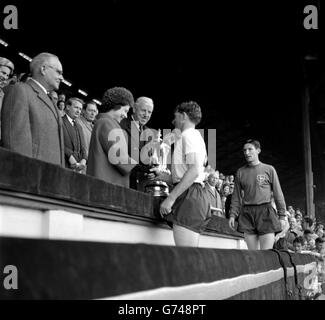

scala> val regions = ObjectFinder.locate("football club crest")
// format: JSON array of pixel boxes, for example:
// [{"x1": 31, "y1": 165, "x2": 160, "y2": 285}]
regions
[{"x1": 256, "y1": 174, "x2": 266, "y2": 185}]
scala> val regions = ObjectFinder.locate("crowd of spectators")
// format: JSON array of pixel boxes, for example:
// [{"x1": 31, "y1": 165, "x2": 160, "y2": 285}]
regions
[{"x1": 273, "y1": 205, "x2": 325, "y2": 295}]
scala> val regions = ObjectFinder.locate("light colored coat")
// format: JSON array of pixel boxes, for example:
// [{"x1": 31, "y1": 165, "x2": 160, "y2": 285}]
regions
[
  {"x1": 1, "y1": 79, "x2": 65, "y2": 166},
  {"x1": 76, "y1": 115, "x2": 93, "y2": 157}
]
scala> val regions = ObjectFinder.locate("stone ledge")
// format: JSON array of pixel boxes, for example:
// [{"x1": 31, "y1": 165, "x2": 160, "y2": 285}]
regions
[{"x1": 0, "y1": 147, "x2": 243, "y2": 238}]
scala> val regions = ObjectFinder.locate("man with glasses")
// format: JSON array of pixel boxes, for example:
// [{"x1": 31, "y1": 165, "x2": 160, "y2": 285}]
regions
[{"x1": 1, "y1": 52, "x2": 65, "y2": 167}]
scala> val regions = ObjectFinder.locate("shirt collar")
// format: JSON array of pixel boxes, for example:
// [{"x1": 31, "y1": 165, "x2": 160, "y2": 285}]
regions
[
  {"x1": 66, "y1": 114, "x2": 75, "y2": 126},
  {"x1": 30, "y1": 78, "x2": 48, "y2": 95}
]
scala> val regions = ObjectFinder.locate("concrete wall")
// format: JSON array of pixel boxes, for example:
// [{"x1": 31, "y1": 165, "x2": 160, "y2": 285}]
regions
[{"x1": 0, "y1": 203, "x2": 246, "y2": 249}]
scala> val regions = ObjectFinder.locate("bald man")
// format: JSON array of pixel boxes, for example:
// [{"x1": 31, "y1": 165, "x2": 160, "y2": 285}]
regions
[
  {"x1": 120, "y1": 96, "x2": 155, "y2": 191},
  {"x1": 1, "y1": 52, "x2": 65, "y2": 166}
]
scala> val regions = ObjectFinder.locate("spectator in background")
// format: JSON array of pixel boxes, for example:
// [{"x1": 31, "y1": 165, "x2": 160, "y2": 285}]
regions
[
  {"x1": 315, "y1": 237, "x2": 325, "y2": 255},
  {"x1": 87, "y1": 87, "x2": 138, "y2": 187},
  {"x1": 1, "y1": 53, "x2": 65, "y2": 166},
  {"x1": 315, "y1": 237, "x2": 325, "y2": 294},
  {"x1": 215, "y1": 175, "x2": 223, "y2": 193},
  {"x1": 287, "y1": 205, "x2": 295, "y2": 217},
  {"x1": 285, "y1": 210, "x2": 291, "y2": 220},
  {"x1": 315, "y1": 223, "x2": 324, "y2": 238},
  {"x1": 293, "y1": 236, "x2": 304, "y2": 253},
  {"x1": 304, "y1": 230, "x2": 316, "y2": 251},
  {"x1": 289, "y1": 216, "x2": 303, "y2": 237},
  {"x1": 205, "y1": 170, "x2": 223, "y2": 217},
  {"x1": 57, "y1": 100, "x2": 65, "y2": 117},
  {"x1": 62, "y1": 97, "x2": 87, "y2": 173},
  {"x1": 303, "y1": 216, "x2": 318, "y2": 238},
  {"x1": 229, "y1": 183, "x2": 234, "y2": 194},
  {"x1": 213, "y1": 170, "x2": 226, "y2": 216},
  {"x1": 274, "y1": 216, "x2": 301, "y2": 251},
  {"x1": 58, "y1": 93, "x2": 66, "y2": 102},
  {"x1": 295, "y1": 213, "x2": 303, "y2": 231},
  {"x1": 221, "y1": 183, "x2": 230, "y2": 215},
  {"x1": 76, "y1": 100, "x2": 98, "y2": 157},
  {"x1": 229, "y1": 139, "x2": 287, "y2": 250},
  {"x1": 225, "y1": 187, "x2": 234, "y2": 219},
  {"x1": 296, "y1": 208, "x2": 303, "y2": 217},
  {"x1": 0, "y1": 57, "x2": 14, "y2": 87},
  {"x1": 0, "y1": 57, "x2": 15, "y2": 142},
  {"x1": 120, "y1": 96, "x2": 155, "y2": 191}
]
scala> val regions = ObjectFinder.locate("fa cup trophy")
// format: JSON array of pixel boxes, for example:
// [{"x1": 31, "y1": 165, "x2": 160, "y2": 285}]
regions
[{"x1": 144, "y1": 129, "x2": 171, "y2": 197}]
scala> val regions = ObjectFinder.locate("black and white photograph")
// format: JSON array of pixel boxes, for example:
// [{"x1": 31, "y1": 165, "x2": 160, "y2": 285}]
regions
[{"x1": 0, "y1": 0, "x2": 324, "y2": 304}]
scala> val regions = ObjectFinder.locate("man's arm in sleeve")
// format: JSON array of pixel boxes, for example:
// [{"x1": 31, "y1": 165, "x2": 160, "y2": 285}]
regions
[
  {"x1": 78, "y1": 124, "x2": 88, "y2": 162},
  {"x1": 62, "y1": 124, "x2": 79, "y2": 163},
  {"x1": 229, "y1": 170, "x2": 242, "y2": 219},
  {"x1": 100, "y1": 125, "x2": 137, "y2": 175},
  {"x1": 270, "y1": 166, "x2": 287, "y2": 219},
  {"x1": 1, "y1": 84, "x2": 32, "y2": 157}
]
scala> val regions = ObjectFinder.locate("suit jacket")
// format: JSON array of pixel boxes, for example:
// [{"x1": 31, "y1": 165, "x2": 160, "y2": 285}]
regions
[
  {"x1": 0, "y1": 79, "x2": 64, "y2": 166},
  {"x1": 120, "y1": 114, "x2": 153, "y2": 164},
  {"x1": 87, "y1": 113, "x2": 136, "y2": 188},
  {"x1": 205, "y1": 182, "x2": 223, "y2": 214},
  {"x1": 120, "y1": 115, "x2": 154, "y2": 190},
  {"x1": 62, "y1": 115, "x2": 87, "y2": 168}
]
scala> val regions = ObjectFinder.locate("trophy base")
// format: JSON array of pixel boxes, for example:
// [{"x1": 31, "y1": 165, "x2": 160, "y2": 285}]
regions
[{"x1": 145, "y1": 180, "x2": 169, "y2": 197}]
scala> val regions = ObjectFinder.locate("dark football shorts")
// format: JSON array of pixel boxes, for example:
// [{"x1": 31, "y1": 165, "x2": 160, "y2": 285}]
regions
[
  {"x1": 238, "y1": 203, "x2": 282, "y2": 235},
  {"x1": 168, "y1": 183, "x2": 211, "y2": 234}
]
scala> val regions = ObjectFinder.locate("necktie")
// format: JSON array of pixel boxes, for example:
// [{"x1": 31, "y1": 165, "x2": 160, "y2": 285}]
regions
[{"x1": 139, "y1": 125, "x2": 145, "y2": 151}]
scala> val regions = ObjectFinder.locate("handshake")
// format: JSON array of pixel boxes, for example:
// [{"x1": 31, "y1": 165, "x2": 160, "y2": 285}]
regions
[
  {"x1": 69, "y1": 155, "x2": 87, "y2": 173},
  {"x1": 71, "y1": 162, "x2": 86, "y2": 171}
]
